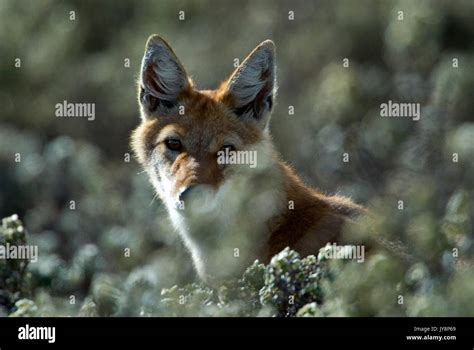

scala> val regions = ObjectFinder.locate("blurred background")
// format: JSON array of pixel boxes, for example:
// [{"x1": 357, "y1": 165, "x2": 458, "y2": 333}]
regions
[{"x1": 0, "y1": 0, "x2": 473, "y2": 316}]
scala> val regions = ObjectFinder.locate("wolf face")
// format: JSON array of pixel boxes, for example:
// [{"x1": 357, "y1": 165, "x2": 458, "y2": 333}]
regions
[{"x1": 131, "y1": 35, "x2": 284, "y2": 283}]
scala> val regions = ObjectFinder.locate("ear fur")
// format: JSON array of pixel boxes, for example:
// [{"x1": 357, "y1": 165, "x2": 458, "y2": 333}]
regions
[
  {"x1": 224, "y1": 40, "x2": 277, "y2": 129},
  {"x1": 139, "y1": 35, "x2": 190, "y2": 117}
]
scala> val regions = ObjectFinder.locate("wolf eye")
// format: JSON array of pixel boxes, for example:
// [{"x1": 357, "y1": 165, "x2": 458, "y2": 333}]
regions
[
  {"x1": 220, "y1": 144, "x2": 236, "y2": 153},
  {"x1": 221, "y1": 145, "x2": 235, "y2": 152},
  {"x1": 165, "y1": 138, "x2": 182, "y2": 152}
]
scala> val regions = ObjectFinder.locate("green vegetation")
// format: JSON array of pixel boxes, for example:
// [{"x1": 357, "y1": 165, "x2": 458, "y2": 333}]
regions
[
  {"x1": 3, "y1": 207, "x2": 474, "y2": 317},
  {"x1": 0, "y1": 215, "x2": 31, "y2": 315}
]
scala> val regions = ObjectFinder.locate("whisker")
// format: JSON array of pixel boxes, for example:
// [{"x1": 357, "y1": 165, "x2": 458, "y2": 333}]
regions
[{"x1": 149, "y1": 192, "x2": 160, "y2": 206}]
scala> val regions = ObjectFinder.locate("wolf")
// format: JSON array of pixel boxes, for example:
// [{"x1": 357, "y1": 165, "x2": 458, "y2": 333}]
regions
[{"x1": 131, "y1": 35, "x2": 364, "y2": 284}]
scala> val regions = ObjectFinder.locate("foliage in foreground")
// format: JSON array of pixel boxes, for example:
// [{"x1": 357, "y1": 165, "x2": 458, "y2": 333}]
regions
[
  {"x1": 2, "y1": 214, "x2": 330, "y2": 317},
  {"x1": 0, "y1": 215, "x2": 31, "y2": 315},
  {"x1": 2, "y1": 210, "x2": 474, "y2": 317}
]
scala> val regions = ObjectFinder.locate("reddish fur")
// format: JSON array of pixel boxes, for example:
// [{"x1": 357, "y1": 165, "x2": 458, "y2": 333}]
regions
[
  {"x1": 132, "y1": 88, "x2": 364, "y2": 264},
  {"x1": 264, "y1": 162, "x2": 365, "y2": 262},
  {"x1": 131, "y1": 35, "x2": 364, "y2": 269}
]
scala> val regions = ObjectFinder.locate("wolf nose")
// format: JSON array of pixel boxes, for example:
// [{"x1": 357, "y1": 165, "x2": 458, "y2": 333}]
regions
[{"x1": 178, "y1": 186, "x2": 196, "y2": 202}]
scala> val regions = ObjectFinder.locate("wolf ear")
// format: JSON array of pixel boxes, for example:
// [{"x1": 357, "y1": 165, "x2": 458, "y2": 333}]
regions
[
  {"x1": 139, "y1": 35, "x2": 190, "y2": 117},
  {"x1": 224, "y1": 40, "x2": 277, "y2": 129}
]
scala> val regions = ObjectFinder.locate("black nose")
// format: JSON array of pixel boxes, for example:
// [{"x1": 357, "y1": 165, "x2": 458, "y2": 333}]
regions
[{"x1": 178, "y1": 186, "x2": 196, "y2": 202}]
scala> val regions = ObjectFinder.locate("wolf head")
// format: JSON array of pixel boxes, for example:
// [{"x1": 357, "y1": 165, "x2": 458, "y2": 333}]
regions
[
  {"x1": 132, "y1": 35, "x2": 278, "y2": 212},
  {"x1": 131, "y1": 35, "x2": 283, "y2": 282}
]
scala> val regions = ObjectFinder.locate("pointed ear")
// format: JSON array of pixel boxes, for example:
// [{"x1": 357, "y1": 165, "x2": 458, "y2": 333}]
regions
[
  {"x1": 139, "y1": 35, "x2": 190, "y2": 117},
  {"x1": 223, "y1": 40, "x2": 277, "y2": 129}
]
